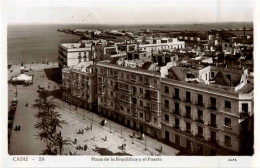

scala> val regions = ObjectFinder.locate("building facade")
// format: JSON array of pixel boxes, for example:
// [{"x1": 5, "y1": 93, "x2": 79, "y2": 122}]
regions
[
  {"x1": 96, "y1": 60, "x2": 162, "y2": 138},
  {"x1": 62, "y1": 63, "x2": 97, "y2": 111},
  {"x1": 160, "y1": 67, "x2": 254, "y2": 155},
  {"x1": 58, "y1": 42, "x2": 93, "y2": 68}
]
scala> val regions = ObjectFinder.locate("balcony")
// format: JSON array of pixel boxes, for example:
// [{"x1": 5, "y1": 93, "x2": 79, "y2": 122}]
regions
[
  {"x1": 185, "y1": 129, "x2": 192, "y2": 135},
  {"x1": 131, "y1": 79, "x2": 137, "y2": 83},
  {"x1": 195, "y1": 134, "x2": 204, "y2": 140},
  {"x1": 132, "y1": 113, "x2": 138, "y2": 118},
  {"x1": 195, "y1": 101, "x2": 204, "y2": 107},
  {"x1": 173, "y1": 125, "x2": 181, "y2": 131},
  {"x1": 172, "y1": 95, "x2": 180, "y2": 100},
  {"x1": 208, "y1": 121, "x2": 217, "y2": 128},
  {"x1": 208, "y1": 139, "x2": 219, "y2": 146},
  {"x1": 208, "y1": 106, "x2": 217, "y2": 111},
  {"x1": 114, "y1": 75, "x2": 118, "y2": 79},
  {"x1": 183, "y1": 98, "x2": 192, "y2": 104},
  {"x1": 131, "y1": 104, "x2": 137, "y2": 108},
  {"x1": 172, "y1": 110, "x2": 181, "y2": 116},
  {"x1": 240, "y1": 112, "x2": 250, "y2": 119},
  {"x1": 184, "y1": 114, "x2": 192, "y2": 119},
  {"x1": 224, "y1": 142, "x2": 232, "y2": 147},
  {"x1": 195, "y1": 118, "x2": 204, "y2": 124}
]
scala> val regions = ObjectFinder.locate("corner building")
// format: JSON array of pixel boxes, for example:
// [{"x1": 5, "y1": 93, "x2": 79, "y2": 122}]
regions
[
  {"x1": 96, "y1": 58, "x2": 161, "y2": 138},
  {"x1": 160, "y1": 66, "x2": 253, "y2": 155}
]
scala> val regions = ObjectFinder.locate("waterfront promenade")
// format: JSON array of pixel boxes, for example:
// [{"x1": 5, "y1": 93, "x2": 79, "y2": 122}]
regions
[{"x1": 8, "y1": 63, "x2": 179, "y2": 156}]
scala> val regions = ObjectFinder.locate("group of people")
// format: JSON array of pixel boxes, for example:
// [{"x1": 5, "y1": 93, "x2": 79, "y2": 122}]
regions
[
  {"x1": 77, "y1": 129, "x2": 84, "y2": 135},
  {"x1": 76, "y1": 144, "x2": 88, "y2": 151},
  {"x1": 14, "y1": 125, "x2": 21, "y2": 131}
]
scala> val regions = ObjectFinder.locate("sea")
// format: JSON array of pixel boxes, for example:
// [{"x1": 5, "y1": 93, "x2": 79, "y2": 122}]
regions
[{"x1": 7, "y1": 22, "x2": 253, "y2": 64}]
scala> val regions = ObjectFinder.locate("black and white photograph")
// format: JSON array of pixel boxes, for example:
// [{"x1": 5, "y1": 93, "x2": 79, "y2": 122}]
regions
[{"x1": 1, "y1": 0, "x2": 259, "y2": 167}]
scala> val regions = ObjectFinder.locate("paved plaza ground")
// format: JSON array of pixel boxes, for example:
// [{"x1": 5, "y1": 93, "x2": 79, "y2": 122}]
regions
[{"x1": 8, "y1": 63, "x2": 179, "y2": 156}]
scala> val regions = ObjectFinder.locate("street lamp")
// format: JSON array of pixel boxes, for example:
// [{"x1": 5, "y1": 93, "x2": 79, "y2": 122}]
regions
[
  {"x1": 90, "y1": 112, "x2": 93, "y2": 130},
  {"x1": 120, "y1": 127, "x2": 122, "y2": 138},
  {"x1": 110, "y1": 122, "x2": 112, "y2": 133},
  {"x1": 144, "y1": 137, "x2": 147, "y2": 151}
]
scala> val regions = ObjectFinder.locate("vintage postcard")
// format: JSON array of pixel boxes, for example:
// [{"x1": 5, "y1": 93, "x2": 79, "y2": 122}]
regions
[{"x1": 0, "y1": 0, "x2": 259, "y2": 167}]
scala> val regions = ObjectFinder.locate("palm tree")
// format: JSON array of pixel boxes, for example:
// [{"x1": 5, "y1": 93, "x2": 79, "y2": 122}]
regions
[{"x1": 33, "y1": 88, "x2": 71, "y2": 155}]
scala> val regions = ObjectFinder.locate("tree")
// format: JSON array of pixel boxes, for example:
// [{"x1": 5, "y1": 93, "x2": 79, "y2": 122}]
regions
[{"x1": 33, "y1": 89, "x2": 72, "y2": 155}]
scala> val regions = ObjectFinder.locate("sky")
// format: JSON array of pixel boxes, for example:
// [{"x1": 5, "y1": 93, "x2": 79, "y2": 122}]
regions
[{"x1": 2, "y1": 0, "x2": 254, "y2": 25}]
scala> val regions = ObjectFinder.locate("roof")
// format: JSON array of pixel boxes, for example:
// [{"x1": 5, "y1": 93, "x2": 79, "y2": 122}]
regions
[
  {"x1": 167, "y1": 68, "x2": 179, "y2": 80},
  {"x1": 238, "y1": 83, "x2": 253, "y2": 93},
  {"x1": 211, "y1": 71, "x2": 233, "y2": 86},
  {"x1": 110, "y1": 57, "x2": 120, "y2": 64},
  {"x1": 140, "y1": 62, "x2": 152, "y2": 70}
]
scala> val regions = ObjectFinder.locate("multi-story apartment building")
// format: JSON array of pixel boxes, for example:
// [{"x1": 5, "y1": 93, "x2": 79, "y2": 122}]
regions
[
  {"x1": 58, "y1": 41, "x2": 93, "y2": 68},
  {"x1": 137, "y1": 37, "x2": 185, "y2": 56},
  {"x1": 96, "y1": 54, "x2": 162, "y2": 138},
  {"x1": 160, "y1": 65, "x2": 254, "y2": 155},
  {"x1": 62, "y1": 62, "x2": 97, "y2": 111}
]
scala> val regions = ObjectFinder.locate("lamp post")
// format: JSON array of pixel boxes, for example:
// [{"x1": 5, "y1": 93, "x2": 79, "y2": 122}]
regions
[
  {"x1": 144, "y1": 137, "x2": 147, "y2": 151},
  {"x1": 90, "y1": 112, "x2": 93, "y2": 130},
  {"x1": 110, "y1": 122, "x2": 111, "y2": 133}
]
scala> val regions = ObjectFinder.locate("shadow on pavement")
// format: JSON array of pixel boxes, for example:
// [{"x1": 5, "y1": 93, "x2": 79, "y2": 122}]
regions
[{"x1": 94, "y1": 147, "x2": 132, "y2": 156}]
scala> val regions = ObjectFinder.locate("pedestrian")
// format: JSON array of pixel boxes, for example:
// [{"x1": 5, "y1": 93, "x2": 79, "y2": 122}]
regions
[
  {"x1": 14, "y1": 125, "x2": 18, "y2": 131},
  {"x1": 74, "y1": 138, "x2": 77, "y2": 144},
  {"x1": 82, "y1": 129, "x2": 84, "y2": 134}
]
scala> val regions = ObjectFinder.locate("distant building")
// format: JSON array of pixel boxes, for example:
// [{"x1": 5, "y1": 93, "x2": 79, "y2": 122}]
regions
[{"x1": 58, "y1": 41, "x2": 93, "y2": 68}]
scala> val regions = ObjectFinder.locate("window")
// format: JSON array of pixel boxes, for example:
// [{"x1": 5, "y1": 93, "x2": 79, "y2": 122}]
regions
[
  {"x1": 140, "y1": 113, "x2": 143, "y2": 118},
  {"x1": 140, "y1": 88, "x2": 143, "y2": 94},
  {"x1": 242, "y1": 103, "x2": 249, "y2": 113},
  {"x1": 132, "y1": 98, "x2": 137, "y2": 104},
  {"x1": 165, "y1": 86, "x2": 169, "y2": 93},
  {"x1": 198, "y1": 110, "x2": 203, "y2": 119},
  {"x1": 139, "y1": 76, "x2": 143, "y2": 82},
  {"x1": 132, "y1": 86, "x2": 137, "y2": 93},
  {"x1": 186, "y1": 122, "x2": 191, "y2": 132},
  {"x1": 154, "y1": 117, "x2": 157, "y2": 123},
  {"x1": 198, "y1": 126, "x2": 203, "y2": 136},
  {"x1": 120, "y1": 106, "x2": 124, "y2": 111},
  {"x1": 127, "y1": 108, "x2": 130, "y2": 113},
  {"x1": 225, "y1": 100, "x2": 231, "y2": 109},
  {"x1": 224, "y1": 118, "x2": 231, "y2": 127},
  {"x1": 186, "y1": 91, "x2": 191, "y2": 102},
  {"x1": 111, "y1": 102, "x2": 114, "y2": 107},
  {"x1": 175, "y1": 102, "x2": 179, "y2": 113},
  {"x1": 226, "y1": 74, "x2": 231, "y2": 82},
  {"x1": 211, "y1": 72, "x2": 215, "y2": 78},
  {"x1": 165, "y1": 100, "x2": 169, "y2": 108},
  {"x1": 165, "y1": 114, "x2": 169, "y2": 122},
  {"x1": 198, "y1": 94, "x2": 203, "y2": 105},
  {"x1": 140, "y1": 100, "x2": 143, "y2": 107},
  {"x1": 175, "y1": 118, "x2": 179, "y2": 128},
  {"x1": 185, "y1": 106, "x2": 191, "y2": 118},
  {"x1": 210, "y1": 97, "x2": 216, "y2": 109},
  {"x1": 224, "y1": 135, "x2": 231, "y2": 146},
  {"x1": 174, "y1": 88, "x2": 180, "y2": 98}
]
